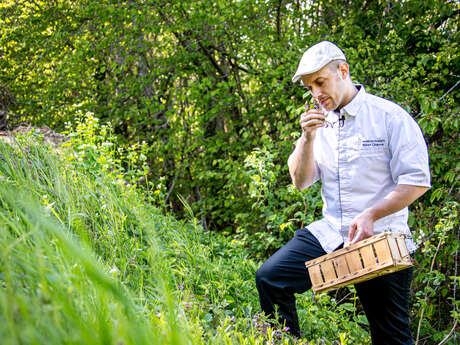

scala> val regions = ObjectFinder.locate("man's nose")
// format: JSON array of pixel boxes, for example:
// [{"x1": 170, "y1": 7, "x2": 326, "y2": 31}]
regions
[{"x1": 311, "y1": 86, "x2": 321, "y2": 98}]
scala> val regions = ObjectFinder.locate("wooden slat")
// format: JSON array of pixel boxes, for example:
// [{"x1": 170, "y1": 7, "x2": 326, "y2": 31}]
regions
[
  {"x1": 373, "y1": 239, "x2": 392, "y2": 264},
  {"x1": 387, "y1": 236, "x2": 401, "y2": 260},
  {"x1": 313, "y1": 261, "x2": 395, "y2": 293},
  {"x1": 396, "y1": 236, "x2": 409, "y2": 258},
  {"x1": 321, "y1": 260, "x2": 337, "y2": 282},
  {"x1": 308, "y1": 265, "x2": 324, "y2": 286},
  {"x1": 360, "y1": 245, "x2": 376, "y2": 268},
  {"x1": 333, "y1": 255, "x2": 350, "y2": 278},
  {"x1": 345, "y1": 250, "x2": 363, "y2": 273},
  {"x1": 305, "y1": 232, "x2": 388, "y2": 267},
  {"x1": 314, "y1": 261, "x2": 413, "y2": 293}
]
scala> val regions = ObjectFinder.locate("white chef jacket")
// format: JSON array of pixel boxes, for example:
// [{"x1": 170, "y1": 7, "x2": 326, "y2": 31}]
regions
[{"x1": 301, "y1": 85, "x2": 431, "y2": 253}]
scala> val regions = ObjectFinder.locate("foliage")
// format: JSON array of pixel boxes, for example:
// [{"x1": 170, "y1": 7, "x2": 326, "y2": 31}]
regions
[
  {"x1": 0, "y1": 132, "x2": 377, "y2": 344},
  {"x1": 411, "y1": 201, "x2": 459, "y2": 344},
  {"x1": 1, "y1": 0, "x2": 459, "y2": 342},
  {"x1": 62, "y1": 111, "x2": 152, "y2": 192},
  {"x1": 229, "y1": 144, "x2": 322, "y2": 257},
  {"x1": 0, "y1": 136, "x2": 184, "y2": 345}
]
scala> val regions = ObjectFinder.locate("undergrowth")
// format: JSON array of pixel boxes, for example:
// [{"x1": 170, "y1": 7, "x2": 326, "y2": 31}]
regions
[{"x1": 0, "y1": 116, "x2": 392, "y2": 344}]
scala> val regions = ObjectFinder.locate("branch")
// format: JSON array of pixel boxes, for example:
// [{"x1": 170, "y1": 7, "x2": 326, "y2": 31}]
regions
[
  {"x1": 413, "y1": 78, "x2": 460, "y2": 119},
  {"x1": 207, "y1": 43, "x2": 257, "y2": 75},
  {"x1": 276, "y1": 0, "x2": 282, "y2": 41},
  {"x1": 196, "y1": 40, "x2": 227, "y2": 77},
  {"x1": 437, "y1": 320, "x2": 458, "y2": 345},
  {"x1": 436, "y1": 79, "x2": 460, "y2": 103},
  {"x1": 415, "y1": 236, "x2": 444, "y2": 345},
  {"x1": 194, "y1": 185, "x2": 209, "y2": 232}
]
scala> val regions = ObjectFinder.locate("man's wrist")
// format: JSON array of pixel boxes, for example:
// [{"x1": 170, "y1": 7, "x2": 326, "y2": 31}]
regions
[
  {"x1": 364, "y1": 207, "x2": 379, "y2": 222},
  {"x1": 301, "y1": 131, "x2": 315, "y2": 144}
]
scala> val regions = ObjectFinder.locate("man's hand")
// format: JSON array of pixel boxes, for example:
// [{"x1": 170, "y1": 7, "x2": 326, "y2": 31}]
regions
[
  {"x1": 348, "y1": 209, "x2": 376, "y2": 244},
  {"x1": 299, "y1": 108, "x2": 325, "y2": 140},
  {"x1": 347, "y1": 185, "x2": 429, "y2": 244}
]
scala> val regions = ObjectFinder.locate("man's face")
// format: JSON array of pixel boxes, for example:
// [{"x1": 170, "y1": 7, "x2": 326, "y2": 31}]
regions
[{"x1": 301, "y1": 63, "x2": 349, "y2": 111}]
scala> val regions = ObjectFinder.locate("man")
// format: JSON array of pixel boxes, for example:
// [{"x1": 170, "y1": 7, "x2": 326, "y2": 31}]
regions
[{"x1": 255, "y1": 41, "x2": 431, "y2": 344}]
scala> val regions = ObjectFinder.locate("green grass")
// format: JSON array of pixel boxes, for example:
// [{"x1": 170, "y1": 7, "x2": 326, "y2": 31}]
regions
[{"x1": 0, "y1": 134, "x2": 371, "y2": 345}]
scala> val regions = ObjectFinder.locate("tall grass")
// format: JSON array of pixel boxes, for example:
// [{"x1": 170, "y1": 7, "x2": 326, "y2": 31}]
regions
[
  {"x1": 0, "y1": 130, "x2": 371, "y2": 345},
  {"x1": 0, "y1": 137, "x2": 190, "y2": 345}
]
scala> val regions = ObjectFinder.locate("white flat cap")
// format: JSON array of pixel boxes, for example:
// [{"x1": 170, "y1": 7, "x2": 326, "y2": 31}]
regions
[{"x1": 292, "y1": 41, "x2": 346, "y2": 83}]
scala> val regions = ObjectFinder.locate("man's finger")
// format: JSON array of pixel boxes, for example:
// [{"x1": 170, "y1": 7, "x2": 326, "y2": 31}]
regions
[
  {"x1": 300, "y1": 119, "x2": 324, "y2": 129},
  {"x1": 348, "y1": 224, "x2": 357, "y2": 242},
  {"x1": 301, "y1": 112, "x2": 325, "y2": 120},
  {"x1": 351, "y1": 232, "x2": 362, "y2": 244},
  {"x1": 304, "y1": 109, "x2": 324, "y2": 115}
]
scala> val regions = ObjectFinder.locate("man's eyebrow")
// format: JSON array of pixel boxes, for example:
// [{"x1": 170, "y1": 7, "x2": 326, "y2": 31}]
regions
[
  {"x1": 303, "y1": 76, "x2": 325, "y2": 88},
  {"x1": 304, "y1": 75, "x2": 325, "y2": 89}
]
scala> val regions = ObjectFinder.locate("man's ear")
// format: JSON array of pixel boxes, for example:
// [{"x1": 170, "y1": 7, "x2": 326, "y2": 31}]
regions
[{"x1": 338, "y1": 62, "x2": 349, "y2": 80}]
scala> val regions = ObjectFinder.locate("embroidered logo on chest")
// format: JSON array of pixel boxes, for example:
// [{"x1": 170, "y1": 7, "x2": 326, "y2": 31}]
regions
[
  {"x1": 360, "y1": 138, "x2": 387, "y2": 155},
  {"x1": 362, "y1": 139, "x2": 385, "y2": 148}
]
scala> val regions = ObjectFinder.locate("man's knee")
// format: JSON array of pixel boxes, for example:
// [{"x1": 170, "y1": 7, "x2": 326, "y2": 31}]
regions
[
  {"x1": 255, "y1": 261, "x2": 276, "y2": 288},
  {"x1": 255, "y1": 263, "x2": 267, "y2": 286}
]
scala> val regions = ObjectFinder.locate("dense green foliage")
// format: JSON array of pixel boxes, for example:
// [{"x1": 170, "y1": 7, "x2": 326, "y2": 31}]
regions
[
  {"x1": 0, "y1": 132, "x2": 376, "y2": 344},
  {"x1": 1, "y1": 0, "x2": 459, "y2": 343}
]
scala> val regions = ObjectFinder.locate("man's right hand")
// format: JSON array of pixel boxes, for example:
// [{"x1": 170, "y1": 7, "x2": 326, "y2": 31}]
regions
[{"x1": 300, "y1": 108, "x2": 326, "y2": 140}]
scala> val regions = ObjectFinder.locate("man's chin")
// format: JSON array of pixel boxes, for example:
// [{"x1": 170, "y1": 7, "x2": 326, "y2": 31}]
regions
[
  {"x1": 320, "y1": 99, "x2": 335, "y2": 111},
  {"x1": 322, "y1": 104, "x2": 335, "y2": 112}
]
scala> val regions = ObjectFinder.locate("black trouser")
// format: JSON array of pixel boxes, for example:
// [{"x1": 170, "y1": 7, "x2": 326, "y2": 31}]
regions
[{"x1": 255, "y1": 228, "x2": 414, "y2": 344}]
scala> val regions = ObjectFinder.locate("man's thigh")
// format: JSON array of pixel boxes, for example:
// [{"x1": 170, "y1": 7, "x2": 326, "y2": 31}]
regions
[{"x1": 257, "y1": 228, "x2": 328, "y2": 294}]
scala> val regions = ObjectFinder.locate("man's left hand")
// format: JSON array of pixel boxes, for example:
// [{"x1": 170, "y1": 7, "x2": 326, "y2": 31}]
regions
[{"x1": 348, "y1": 209, "x2": 376, "y2": 244}]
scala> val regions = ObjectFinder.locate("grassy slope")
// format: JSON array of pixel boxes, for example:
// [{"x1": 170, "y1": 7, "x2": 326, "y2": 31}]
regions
[{"x1": 0, "y1": 134, "x2": 370, "y2": 345}]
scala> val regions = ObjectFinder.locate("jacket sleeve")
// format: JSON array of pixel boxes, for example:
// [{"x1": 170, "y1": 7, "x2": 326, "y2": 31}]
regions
[{"x1": 388, "y1": 108, "x2": 431, "y2": 188}]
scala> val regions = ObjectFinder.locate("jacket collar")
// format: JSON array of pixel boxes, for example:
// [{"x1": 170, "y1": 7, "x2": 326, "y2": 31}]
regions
[{"x1": 339, "y1": 84, "x2": 365, "y2": 117}]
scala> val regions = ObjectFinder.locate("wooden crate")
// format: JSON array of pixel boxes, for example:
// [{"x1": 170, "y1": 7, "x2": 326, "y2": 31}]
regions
[{"x1": 305, "y1": 232, "x2": 413, "y2": 294}]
